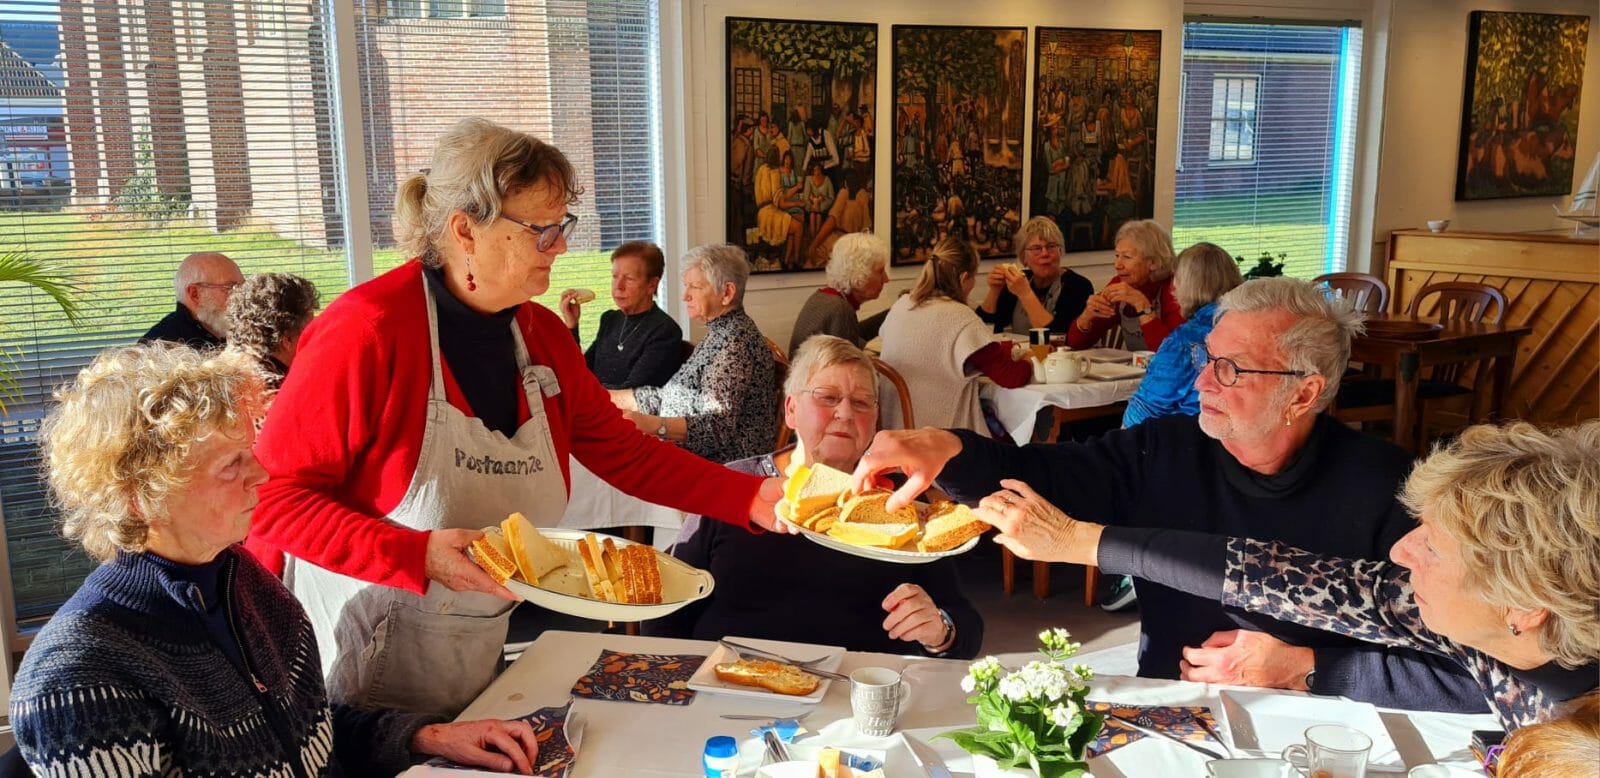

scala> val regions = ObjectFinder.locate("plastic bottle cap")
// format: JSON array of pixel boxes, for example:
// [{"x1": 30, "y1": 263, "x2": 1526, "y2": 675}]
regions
[{"x1": 704, "y1": 735, "x2": 738, "y2": 758}]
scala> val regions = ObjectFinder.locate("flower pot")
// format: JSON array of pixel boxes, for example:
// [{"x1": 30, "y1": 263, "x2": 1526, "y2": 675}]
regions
[{"x1": 972, "y1": 753, "x2": 1037, "y2": 778}]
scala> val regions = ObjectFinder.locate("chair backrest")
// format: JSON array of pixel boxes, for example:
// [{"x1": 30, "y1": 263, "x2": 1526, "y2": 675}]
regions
[
  {"x1": 1096, "y1": 325, "x2": 1125, "y2": 350},
  {"x1": 1406, "y1": 281, "x2": 1507, "y2": 325},
  {"x1": 871, "y1": 356, "x2": 915, "y2": 430},
  {"x1": 1313, "y1": 272, "x2": 1389, "y2": 315},
  {"x1": 767, "y1": 338, "x2": 793, "y2": 451}
]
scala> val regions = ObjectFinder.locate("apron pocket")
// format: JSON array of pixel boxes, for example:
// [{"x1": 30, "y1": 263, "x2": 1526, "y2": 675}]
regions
[{"x1": 358, "y1": 598, "x2": 514, "y2": 717}]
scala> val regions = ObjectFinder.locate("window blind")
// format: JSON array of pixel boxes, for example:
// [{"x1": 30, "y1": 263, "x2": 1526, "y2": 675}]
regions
[
  {"x1": 0, "y1": 0, "x2": 350, "y2": 625},
  {"x1": 352, "y1": 0, "x2": 662, "y2": 344},
  {"x1": 1173, "y1": 21, "x2": 1362, "y2": 279}
]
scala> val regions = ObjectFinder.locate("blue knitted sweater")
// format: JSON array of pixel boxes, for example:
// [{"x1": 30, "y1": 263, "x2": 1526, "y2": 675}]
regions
[{"x1": 10, "y1": 548, "x2": 441, "y2": 776}]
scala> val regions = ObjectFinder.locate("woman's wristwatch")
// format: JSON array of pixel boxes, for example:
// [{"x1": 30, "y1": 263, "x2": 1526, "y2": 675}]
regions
[
  {"x1": 925, "y1": 608, "x2": 956, "y2": 656},
  {"x1": 654, "y1": 419, "x2": 669, "y2": 439}
]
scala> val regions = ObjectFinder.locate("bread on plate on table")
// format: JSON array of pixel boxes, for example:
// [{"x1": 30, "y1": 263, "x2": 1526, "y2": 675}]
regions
[{"x1": 712, "y1": 657, "x2": 819, "y2": 696}]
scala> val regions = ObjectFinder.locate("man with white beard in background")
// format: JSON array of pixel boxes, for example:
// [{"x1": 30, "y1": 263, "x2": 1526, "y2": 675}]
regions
[{"x1": 141, "y1": 252, "x2": 244, "y2": 349}]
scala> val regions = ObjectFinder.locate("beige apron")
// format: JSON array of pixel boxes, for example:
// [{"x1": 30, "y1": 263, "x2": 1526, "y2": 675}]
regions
[{"x1": 287, "y1": 279, "x2": 568, "y2": 717}]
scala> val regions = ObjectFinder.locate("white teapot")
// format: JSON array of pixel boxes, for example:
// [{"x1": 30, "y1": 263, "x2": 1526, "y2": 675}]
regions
[
  {"x1": 1029, "y1": 354, "x2": 1048, "y2": 383},
  {"x1": 1044, "y1": 350, "x2": 1091, "y2": 384}
]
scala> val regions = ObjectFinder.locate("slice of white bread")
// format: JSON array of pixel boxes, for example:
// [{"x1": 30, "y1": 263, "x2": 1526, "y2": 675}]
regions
[
  {"x1": 917, "y1": 502, "x2": 990, "y2": 552},
  {"x1": 802, "y1": 505, "x2": 841, "y2": 533},
  {"x1": 577, "y1": 533, "x2": 617, "y2": 602},
  {"x1": 500, "y1": 512, "x2": 568, "y2": 585},
  {"x1": 825, "y1": 521, "x2": 919, "y2": 548},
  {"x1": 600, "y1": 537, "x2": 630, "y2": 603},
  {"x1": 838, "y1": 491, "x2": 920, "y2": 525},
  {"x1": 713, "y1": 658, "x2": 820, "y2": 696},
  {"x1": 469, "y1": 527, "x2": 517, "y2": 585},
  {"x1": 783, "y1": 462, "x2": 856, "y2": 520}
]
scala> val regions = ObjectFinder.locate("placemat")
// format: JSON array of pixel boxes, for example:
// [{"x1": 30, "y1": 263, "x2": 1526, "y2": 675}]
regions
[
  {"x1": 570, "y1": 649, "x2": 705, "y2": 705},
  {"x1": 1086, "y1": 702, "x2": 1220, "y2": 758}
]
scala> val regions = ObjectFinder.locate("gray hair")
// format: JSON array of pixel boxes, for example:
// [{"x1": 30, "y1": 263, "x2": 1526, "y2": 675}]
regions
[
  {"x1": 172, "y1": 252, "x2": 238, "y2": 301},
  {"x1": 393, "y1": 118, "x2": 582, "y2": 267},
  {"x1": 1114, "y1": 219, "x2": 1176, "y2": 281},
  {"x1": 1173, "y1": 242, "x2": 1244, "y2": 318},
  {"x1": 1013, "y1": 216, "x2": 1064, "y2": 252},
  {"x1": 825, "y1": 233, "x2": 889, "y2": 294},
  {"x1": 784, "y1": 334, "x2": 879, "y2": 399},
  {"x1": 682, "y1": 243, "x2": 751, "y2": 308},
  {"x1": 1216, "y1": 277, "x2": 1366, "y2": 412}
]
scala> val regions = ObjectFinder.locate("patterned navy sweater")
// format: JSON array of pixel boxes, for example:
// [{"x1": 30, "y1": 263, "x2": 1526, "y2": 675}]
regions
[{"x1": 11, "y1": 548, "x2": 441, "y2": 776}]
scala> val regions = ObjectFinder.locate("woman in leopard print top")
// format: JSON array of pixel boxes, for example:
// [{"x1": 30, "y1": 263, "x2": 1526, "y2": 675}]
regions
[{"x1": 980, "y1": 421, "x2": 1600, "y2": 731}]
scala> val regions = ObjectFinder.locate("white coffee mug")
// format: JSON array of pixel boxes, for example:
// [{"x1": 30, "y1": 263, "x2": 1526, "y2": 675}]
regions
[
  {"x1": 1130, "y1": 350, "x2": 1156, "y2": 368},
  {"x1": 849, "y1": 667, "x2": 912, "y2": 737}
]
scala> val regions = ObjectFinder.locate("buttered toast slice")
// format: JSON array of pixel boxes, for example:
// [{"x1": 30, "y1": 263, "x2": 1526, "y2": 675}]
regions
[
  {"x1": 713, "y1": 658, "x2": 820, "y2": 696},
  {"x1": 917, "y1": 502, "x2": 990, "y2": 552},
  {"x1": 500, "y1": 512, "x2": 568, "y2": 585}
]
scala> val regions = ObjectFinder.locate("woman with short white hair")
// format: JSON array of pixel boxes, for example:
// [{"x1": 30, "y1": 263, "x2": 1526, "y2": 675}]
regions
[
  {"x1": 611, "y1": 243, "x2": 778, "y2": 463},
  {"x1": 787, "y1": 232, "x2": 892, "y2": 355}
]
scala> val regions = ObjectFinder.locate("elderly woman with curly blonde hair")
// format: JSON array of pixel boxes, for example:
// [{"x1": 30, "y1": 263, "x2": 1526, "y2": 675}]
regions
[
  {"x1": 224, "y1": 272, "x2": 321, "y2": 389},
  {"x1": 1069, "y1": 218, "x2": 1182, "y2": 351},
  {"x1": 10, "y1": 344, "x2": 542, "y2": 774},
  {"x1": 981, "y1": 420, "x2": 1600, "y2": 730}
]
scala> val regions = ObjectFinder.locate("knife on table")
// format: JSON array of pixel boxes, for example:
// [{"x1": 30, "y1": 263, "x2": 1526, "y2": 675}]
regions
[
  {"x1": 904, "y1": 734, "x2": 954, "y2": 778},
  {"x1": 718, "y1": 638, "x2": 849, "y2": 682}
]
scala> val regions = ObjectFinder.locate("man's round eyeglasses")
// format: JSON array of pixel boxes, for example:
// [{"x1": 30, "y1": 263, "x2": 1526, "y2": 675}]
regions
[
  {"x1": 800, "y1": 388, "x2": 877, "y2": 414},
  {"x1": 1190, "y1": 343, "x2": 1310, "y2": 387},
  {"x1": 500, "y1": 213, "x2": 579, "y2": 252}
]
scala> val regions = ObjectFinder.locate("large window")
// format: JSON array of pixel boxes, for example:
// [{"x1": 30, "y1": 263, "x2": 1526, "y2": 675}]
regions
[
  {"x1": 1174, "y1": 21, "x2": 1362, "y2": 278},
  {"x1": 0, "y1": 0, "x2": 661, "y2": 638}
]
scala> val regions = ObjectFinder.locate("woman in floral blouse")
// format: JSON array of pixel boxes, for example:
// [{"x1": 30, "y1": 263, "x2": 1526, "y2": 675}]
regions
[
  {"x1": 976, "y1": 420, "x2": 1600, "y2": 731},
  {"x1": 610, "y1": 243, "x2": 777, "y2": 463}
]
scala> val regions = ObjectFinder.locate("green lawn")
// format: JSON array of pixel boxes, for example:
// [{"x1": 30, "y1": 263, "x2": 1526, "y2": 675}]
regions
[{"x1": 1172, "y1": 192, "x2": 1337, "y2": 279}]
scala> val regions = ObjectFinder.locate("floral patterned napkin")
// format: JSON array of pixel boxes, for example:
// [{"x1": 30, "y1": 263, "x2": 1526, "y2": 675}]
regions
[
  {"x1": 431, "y1": 701, "x2": 577, "y2": 777},
  {"x1": 570, "y1": 649, "x2": 705, "y2": 705},
  {"x1": 1085, "y1": 701, "x2": 1221, "y2": 758}
]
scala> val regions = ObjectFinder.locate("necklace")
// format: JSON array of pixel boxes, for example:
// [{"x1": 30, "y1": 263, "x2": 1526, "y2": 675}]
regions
[{"x1": 614, "y1": 312, "x2": 645, "y2": 351}]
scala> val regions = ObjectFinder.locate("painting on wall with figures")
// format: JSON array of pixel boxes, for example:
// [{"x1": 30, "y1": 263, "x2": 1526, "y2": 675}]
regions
[
  {"x1": 891, "y1": 25, "x2": 1028, "y2": 264},
  {"x1": 725, "y1": 17, "x2": 878, "y2": 273},
  {"x1": 1030, "y1": 27, "x2": 1161, "y2": 253}
]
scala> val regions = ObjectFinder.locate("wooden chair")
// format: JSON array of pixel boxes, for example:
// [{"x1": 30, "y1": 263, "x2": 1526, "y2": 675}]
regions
[
  {"x1": 1312, "y1": 272, "x2": 1389, "y2": 314},
  {"x1": 870, "y1": 356, "x2": 915, "y2": 430},
  {"x1": 1335, "y1": 281, "x2": 1509, "y2": 449},
  {"x1": 768, "y1": 338, "x2": 793, "y2": 451}
]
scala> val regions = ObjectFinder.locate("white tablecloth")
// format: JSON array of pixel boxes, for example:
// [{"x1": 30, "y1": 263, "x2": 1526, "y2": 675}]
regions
[
  {"x1": 983, "y1": 378, "x2": 1141, "y2": 444},
  {"x1": 557, "y1": 457, "x2": 685, "y2": 548},
  {"x1": 437, "y1": 631, "x2": 1492, "y2": 777}
]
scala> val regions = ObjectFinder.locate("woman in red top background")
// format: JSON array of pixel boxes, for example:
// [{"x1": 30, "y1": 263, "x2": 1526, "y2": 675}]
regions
[
  {"x1": 1067, "y1": 219, "x2": 1184, "y2": 351},
  {"x1": 247, "y1": 118, "x2": 783, "y2": 717}
]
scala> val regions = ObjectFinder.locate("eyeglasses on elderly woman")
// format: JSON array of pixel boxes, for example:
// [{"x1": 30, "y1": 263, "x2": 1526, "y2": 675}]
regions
[
  {"x1": 499, "y1": 212, "x2": 579, "y2": 252},
  {"x1": 1190, "y1": 342, "x2": 1310, "y2": 387},
  {"x1": 799, "y1": 386, "x2": 877, "y2": 414}
]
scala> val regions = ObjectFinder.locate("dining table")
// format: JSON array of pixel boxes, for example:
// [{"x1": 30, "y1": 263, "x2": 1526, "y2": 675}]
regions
[
  {"x1": 1348, "y1": 316, "x2": 1533, "y2": 454},
  {"x1": 415, "y1": 629, "x2": 1495, "y2": 777},
  {"x1": 982, "y1": 374, "x2": 1141, "y2": 445}
]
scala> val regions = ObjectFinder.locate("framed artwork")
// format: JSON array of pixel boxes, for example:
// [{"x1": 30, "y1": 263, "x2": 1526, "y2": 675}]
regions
[
  {"x1": 1456, "y1": 11, "x2": 1590, "y2": 201},
  {"x1": 725, "y1": 17, "x2": 878, "y2": 273},
  {"x1": 1031, "y1": 28, "x2": 1161, "y2": 252},
  {"x1": 891, "y1": 25, "x2": 1027, "y2": 264}
]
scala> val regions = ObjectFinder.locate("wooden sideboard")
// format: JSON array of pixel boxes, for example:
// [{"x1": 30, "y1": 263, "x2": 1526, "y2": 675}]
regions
[{"x1": 1383, "y1": 229, "x2": 1599, "y2": 425}]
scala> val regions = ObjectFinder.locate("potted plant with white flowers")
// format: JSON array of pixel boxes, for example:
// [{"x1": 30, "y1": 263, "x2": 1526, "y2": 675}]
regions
[{"x1": 938, "y1": 629, "x2": 1103, "y2": 778}]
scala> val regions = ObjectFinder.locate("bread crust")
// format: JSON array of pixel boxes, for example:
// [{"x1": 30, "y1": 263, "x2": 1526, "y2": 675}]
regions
[{"x1": 713, "y1": 658, "x2": 820, "y2": 696}]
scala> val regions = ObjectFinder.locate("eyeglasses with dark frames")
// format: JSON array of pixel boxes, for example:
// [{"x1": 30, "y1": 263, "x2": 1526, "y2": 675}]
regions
[
  {"x1": 499, "y1": 213, "x2": 579, "y2": 252},
  {"x1": 1190, "y1": 342, "x2": 1310, "y2": 387},
  {"x1": 799, "y1": 387, "x2": 878, "y2": 414}
]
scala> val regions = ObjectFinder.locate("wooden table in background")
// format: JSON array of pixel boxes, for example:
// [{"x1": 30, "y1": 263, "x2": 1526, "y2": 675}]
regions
[{"x1": 1350, "y1": 317, "x2": 1532, "y2": 454}]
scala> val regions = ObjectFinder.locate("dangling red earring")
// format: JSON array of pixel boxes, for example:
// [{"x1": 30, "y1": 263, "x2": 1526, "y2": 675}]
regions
[{"x1": 466, "y1": 256, "x2": 477, "y2": 292}]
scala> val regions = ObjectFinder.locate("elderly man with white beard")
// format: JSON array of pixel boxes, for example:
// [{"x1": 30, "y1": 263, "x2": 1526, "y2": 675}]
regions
[
  {"x1": 852, "y1": 277, "x2": 1489, "y2": 714},
  {"x1": 141, "y1": 252, "x2": 244, "y2": 349}
]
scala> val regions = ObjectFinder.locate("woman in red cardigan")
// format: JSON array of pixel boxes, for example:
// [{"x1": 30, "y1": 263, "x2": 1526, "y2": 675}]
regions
[
  {"x1": 247, "y1": 118, "x2": 784, "y2": 718},
  {"x1": 1067, "y1": 219, "x2": 1184, "y2": 351}
]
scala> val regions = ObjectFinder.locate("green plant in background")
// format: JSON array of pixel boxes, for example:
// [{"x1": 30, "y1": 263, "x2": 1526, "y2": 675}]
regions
[
  {"x1": 110, "y1": 130, "x2": 191, "y2": 225},
  {"x1": 0, "y1": 251, "x2": 84, "y2": 413},
  {"x1": 1236, "y1": 251, "x2": 1287, "y2": 279},
  {"x1": 940, "y1": 628, "x2": 1103, "y2": 777}
]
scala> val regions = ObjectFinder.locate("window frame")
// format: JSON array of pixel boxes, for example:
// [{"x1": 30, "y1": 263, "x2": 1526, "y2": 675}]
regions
[{"x1": 1207, "y1": 72, "x2": 1260, "y2": 165}]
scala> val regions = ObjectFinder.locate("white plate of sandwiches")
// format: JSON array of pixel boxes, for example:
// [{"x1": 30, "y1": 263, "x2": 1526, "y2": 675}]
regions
[
  {"x1": 775, "y1": 462, "x2": 988, "y2": 564},
  {"x1": 685, "y1": 636, "x2": 845, "y2": 704},
  {"x1": 469, "y1": 514, "x2": 714, "y2": 622}
]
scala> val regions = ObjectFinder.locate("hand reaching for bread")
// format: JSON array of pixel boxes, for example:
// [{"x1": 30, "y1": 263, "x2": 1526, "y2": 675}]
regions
[{"x1": 852, "y1": 428, "x2": 964, "y2": 513}]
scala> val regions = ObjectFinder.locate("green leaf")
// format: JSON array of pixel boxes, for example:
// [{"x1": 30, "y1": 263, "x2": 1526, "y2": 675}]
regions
[{"x1": 0, "y1": 252, "x2": 86, "y2": 414}]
